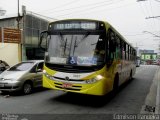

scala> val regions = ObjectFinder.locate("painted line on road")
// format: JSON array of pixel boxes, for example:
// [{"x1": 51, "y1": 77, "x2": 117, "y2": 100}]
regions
[{"x1": 155, "y1": 66, "x2": 160, "y2": 114}]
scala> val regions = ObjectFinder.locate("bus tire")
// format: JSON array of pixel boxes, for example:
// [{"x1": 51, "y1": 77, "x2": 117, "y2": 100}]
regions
[
  {"x1": 129, "y1": 70, "x2": 133, "y2": 81},
  {"x1": 112, "y1": 74, "x2": 119, "y2": 95}
]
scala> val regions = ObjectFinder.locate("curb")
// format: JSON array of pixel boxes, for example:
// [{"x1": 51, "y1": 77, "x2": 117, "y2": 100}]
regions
[
  {"x1": 155, "y1": 66, "x2": 160, "y2": 114},
  {"x1": 140, "y1": 66, "x2": 160, "y2": 114}
]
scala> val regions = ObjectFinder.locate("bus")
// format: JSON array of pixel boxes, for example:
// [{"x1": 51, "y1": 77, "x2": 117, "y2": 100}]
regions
[{"x1": 39, "y1": 19, "x2": 136, "y2": 96}]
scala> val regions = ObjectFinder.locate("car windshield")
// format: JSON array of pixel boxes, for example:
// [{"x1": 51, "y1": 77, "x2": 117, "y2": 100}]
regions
[
  {"x1": 8, "y1": 62, "x2": 34, "y2": 71},
  {"x1": 46, "y1": 34, "x2": 106, "y2": 66}
]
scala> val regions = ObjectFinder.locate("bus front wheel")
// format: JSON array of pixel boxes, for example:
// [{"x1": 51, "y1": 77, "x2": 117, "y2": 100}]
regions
[{"x1": 112, "y1": 74, "x2": 119, "y2": 95}]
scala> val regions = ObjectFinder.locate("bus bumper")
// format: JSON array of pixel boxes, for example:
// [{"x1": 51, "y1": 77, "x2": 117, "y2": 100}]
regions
[{"x1": 43, "y1": 76, "x2": 112, "y2": 96}]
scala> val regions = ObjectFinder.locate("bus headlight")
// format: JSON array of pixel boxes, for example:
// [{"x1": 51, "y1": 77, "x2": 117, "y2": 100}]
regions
[
  {"x1": 43, "y1": 70, "x2": 50, "y2": 77},
  {"x1": 43, "y1": 70, "x2": 46, "y2": 74},
  {"x1": 86, "y1": 75, "x2": 103, "y2": 84}
]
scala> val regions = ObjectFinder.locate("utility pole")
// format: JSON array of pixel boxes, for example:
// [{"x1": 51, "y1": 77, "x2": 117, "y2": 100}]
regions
[{"x1": 17, "y1": 0, "x2": 20, "y2": 29}]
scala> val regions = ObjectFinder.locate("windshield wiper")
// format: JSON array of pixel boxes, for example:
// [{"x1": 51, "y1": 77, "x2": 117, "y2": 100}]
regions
[
  {"x1": 82, "y1": 31, "x2": 90, "y2": 41},
  {"x1": 63, "y1": 38, "x2": 67, "y2": 56},
  {"x1": 71, "y1": 32, "x2": 90, "y2": 56},
  {"x1": 58, "y1": 32, "x2": 68, "y2": 57},
  {"x1": 73, "y1": 36, "x2": 77, "y2": 56},
  {"x1": 75, "y1": 31, "x2": 90, "y2": 47}
]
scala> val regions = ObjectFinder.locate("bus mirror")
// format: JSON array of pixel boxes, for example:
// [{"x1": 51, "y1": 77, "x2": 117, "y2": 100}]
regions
[{"x1": 39, "y1": 31, "x2": 48, "y2": 51}]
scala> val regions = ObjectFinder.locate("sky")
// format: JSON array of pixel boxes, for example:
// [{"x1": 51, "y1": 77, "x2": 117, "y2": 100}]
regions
[{"x1": 0, "y1": 0, "x2": 160, "y2": 53}]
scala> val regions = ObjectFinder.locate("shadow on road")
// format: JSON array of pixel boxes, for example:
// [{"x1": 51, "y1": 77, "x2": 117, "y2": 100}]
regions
[
  {"x1": 53, "y1": 92, "x2": 113, "y2": 108},
  {"x1": 0, "y1": 87, "x2": 49, "y2": 97}
]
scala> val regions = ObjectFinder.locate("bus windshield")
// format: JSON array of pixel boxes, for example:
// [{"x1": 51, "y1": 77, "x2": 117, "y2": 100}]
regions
[{"x1": 46, "y1": 33, "x2": 106, "y2": 66}]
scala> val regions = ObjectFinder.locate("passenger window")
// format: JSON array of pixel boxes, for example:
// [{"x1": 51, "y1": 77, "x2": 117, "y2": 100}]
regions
[
  {"x1": 115, "y1": 35, "x2": 121, "y2": 59},
  {"x1": 37, "y1": 62, "x2": 44, "y2": 72},
  {"x1": 30, "y1": 65, "x2": 37, "y2": 73},
  {"x1": 108, "y1": 29, "x2": 116, "y2": 60}
]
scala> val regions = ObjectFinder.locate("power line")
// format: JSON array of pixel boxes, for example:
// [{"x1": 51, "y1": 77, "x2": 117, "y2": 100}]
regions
[
  {"x1": 124, "y1": 33, "x2": 146, "y2": 36},
  {"x1": 149, "y1": 0, "x2": 158, "y2": 30},
  {"x1": 51, "y1": 0, "x2": 127, "y2": 18},
  {"x1": 26, "y1": 11, "x2": 58, "y2": 21},
  {"x1": 137, "y1": 0, "x2": 156, "y2": 35},
  {"x1": 138, "y1": 2, "x2": 147, "y2": 18},
  {"x1": 64, "y1": 2, "x2": 136, "y2": 18},
  {"x1": 146, "y1": 16, "x2": 160, "y2": 19},
  {"x1": 38, "y1": 0, "x2": 113, "y2": 14},
  {"x1": 38, "y1": 0, "x2": 80, "y2": 13},
  {"x1": 154, "y1": 0, "x2": 160, "y2": 2}
]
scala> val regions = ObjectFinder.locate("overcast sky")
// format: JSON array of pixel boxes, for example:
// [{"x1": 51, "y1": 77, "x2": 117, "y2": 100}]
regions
[{"x1": 0, "y1": 0, "x2": 160, "y2": 53}]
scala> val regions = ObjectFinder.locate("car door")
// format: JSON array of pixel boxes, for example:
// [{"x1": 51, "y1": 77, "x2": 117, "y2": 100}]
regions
[{"x1": 34, "y1": 62, "x2": 43, "y2": 87}]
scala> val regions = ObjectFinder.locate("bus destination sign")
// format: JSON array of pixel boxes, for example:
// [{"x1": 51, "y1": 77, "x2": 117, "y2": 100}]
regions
[{"x1": 51, "y1": 22, "x2": 97, "y2": 30}]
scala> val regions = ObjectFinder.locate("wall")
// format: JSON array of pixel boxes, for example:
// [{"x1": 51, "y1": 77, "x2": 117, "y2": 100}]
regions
[{"x1": 0, "y1": 43, "x2": 19, "y2": 66}]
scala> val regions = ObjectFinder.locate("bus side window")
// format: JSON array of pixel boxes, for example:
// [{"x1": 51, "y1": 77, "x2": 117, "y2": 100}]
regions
[
  {"x1": 121, "y1": 41, "x2": 126, "y2": 60},
  {"x1": 115, "y1": 35, "x2": 121, "y2": 59},
  {"x1": 126, "y1": 44, "x2": 128, "y2": 60},
  {"x1": 108, "y1": 29, "x2": 116, "y2": 60}
]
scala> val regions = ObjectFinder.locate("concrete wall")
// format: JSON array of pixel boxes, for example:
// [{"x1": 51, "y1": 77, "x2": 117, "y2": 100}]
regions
[{"x1": 0, "y1": 43, "x2": 19, "y2": 66}]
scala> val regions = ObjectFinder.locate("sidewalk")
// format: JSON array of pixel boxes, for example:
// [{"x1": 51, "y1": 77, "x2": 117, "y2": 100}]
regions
[{"x1": 140, "y1": 66, "x2": 160, "y2": 114}]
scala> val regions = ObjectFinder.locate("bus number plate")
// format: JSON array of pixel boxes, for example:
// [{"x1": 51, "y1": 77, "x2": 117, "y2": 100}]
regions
[{"x1": 62, "y1": 83, "x2": 72, "y2": 88}]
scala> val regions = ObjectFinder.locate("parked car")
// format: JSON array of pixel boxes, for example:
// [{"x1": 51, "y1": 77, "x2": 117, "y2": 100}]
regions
[
  {"x1": 0, "y1": 60, "x2": 10, "y2": 74},
  {"x1": 152, "y1": 60, "x2": 158, "y2": 65},
  {"x1": 0, "y1": 60, "x2": 44, "y2": 94},
  {"x1": 136, "y1": 56, "x2": 140, "y2": 67}
]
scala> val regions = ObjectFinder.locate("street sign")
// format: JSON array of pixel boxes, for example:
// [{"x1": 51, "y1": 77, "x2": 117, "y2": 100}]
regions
[{"x1": 0, "y1": 27, "x2": 21, "y2": 43}]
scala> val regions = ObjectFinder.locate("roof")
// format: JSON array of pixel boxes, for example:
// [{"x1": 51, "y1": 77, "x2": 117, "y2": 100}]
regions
[
  {"x1": 22, "y1": 60, "x2": 44, "y2": 64},
  {"x1": 0, "y1": 14, "x2": 22, "y2": 20}
]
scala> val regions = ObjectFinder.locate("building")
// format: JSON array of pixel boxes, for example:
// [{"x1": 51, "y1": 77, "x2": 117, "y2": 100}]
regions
[
  {"x1": 141, "y1": 52, "x2": 157, "y2": 65},
  {"x1": 139, "y1": 49, "x2": 154, "y2": 54},
  {"x1": 0, "y1": 28, "x2": 21, "y2": 66},
  {"x1": 0, "y1": 7, "x2": 51, "y2": 65}
]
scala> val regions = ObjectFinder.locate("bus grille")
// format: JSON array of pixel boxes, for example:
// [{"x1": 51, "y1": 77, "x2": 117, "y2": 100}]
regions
[{"x1": 53, "y1": 76, "x2": 84, "y2": 82}]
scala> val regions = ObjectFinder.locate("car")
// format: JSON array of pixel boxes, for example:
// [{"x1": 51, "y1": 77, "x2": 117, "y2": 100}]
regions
[
  {"x1": 152, "y1": 60, "x2": 157, "y2": 65},
  {"x1": 0, "y1": 60, "x2": 10, "y2": 74},
  {"x1": 0, "y1": 60, "x2": 44, "y2": 94}
]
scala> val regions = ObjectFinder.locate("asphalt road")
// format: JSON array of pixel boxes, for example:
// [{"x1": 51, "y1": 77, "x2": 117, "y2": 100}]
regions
[{"x1": 0, "y1": 65, "x2": 159, "y2": 119}]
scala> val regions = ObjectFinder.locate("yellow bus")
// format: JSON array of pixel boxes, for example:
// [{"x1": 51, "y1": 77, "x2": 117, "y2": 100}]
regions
[{"x1": 40, "y1": 19, "x2": 136, "y2": 96}]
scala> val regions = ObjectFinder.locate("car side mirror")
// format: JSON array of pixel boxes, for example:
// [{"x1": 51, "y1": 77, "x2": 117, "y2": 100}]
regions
[
  {"x1": 36, "y1": 69, "x2": 42, "y2": 73},
  {"x1": 0, "y1": 67, "x2": 5, "y2": 71}
]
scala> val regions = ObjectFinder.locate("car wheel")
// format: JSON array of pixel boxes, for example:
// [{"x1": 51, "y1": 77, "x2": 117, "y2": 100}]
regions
[{"x1": 23, "y1": 82, "x2": 32, "y2": 94}]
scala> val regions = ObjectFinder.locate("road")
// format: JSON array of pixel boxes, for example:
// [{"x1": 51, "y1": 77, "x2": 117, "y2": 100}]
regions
[{"x1": 0, "y1": 65, "x2": 159, "y2": 119}]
